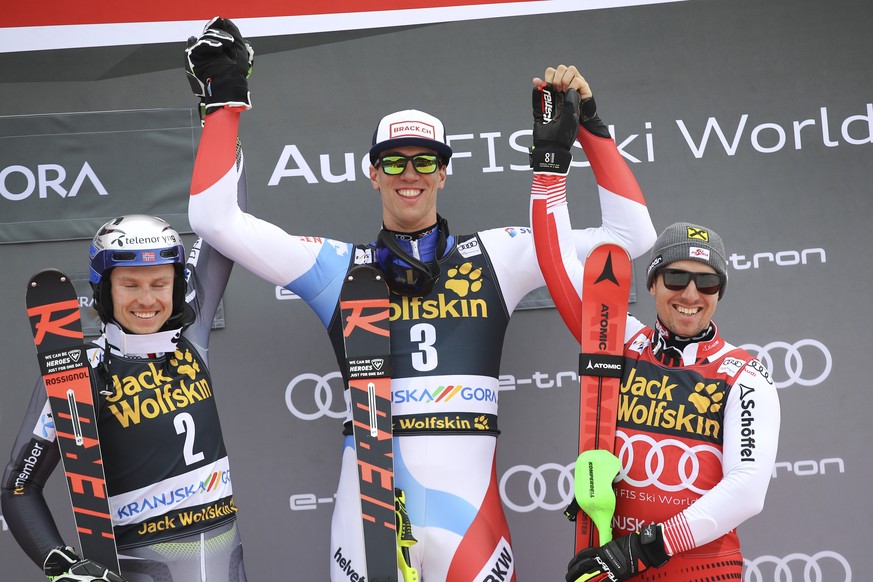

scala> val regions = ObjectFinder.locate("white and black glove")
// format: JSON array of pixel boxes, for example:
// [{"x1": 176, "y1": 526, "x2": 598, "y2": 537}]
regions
[
  {"x1": 185, "y1": 16, "x2": 254, "y2": 118},
  {"x1": 530, "y1": 82, "x2": 580, "y2": 176},
  {"x1": 43, "y1": 546, "x2": 126, "y2": 582},
  {"x1": 565, "y1": 524, "x2": 670, "y2": 582}
]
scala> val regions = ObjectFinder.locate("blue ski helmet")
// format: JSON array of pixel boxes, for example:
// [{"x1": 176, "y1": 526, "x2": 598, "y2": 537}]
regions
[{"x1": 89, "y1": 215, "x2": 189, "y2": 327}]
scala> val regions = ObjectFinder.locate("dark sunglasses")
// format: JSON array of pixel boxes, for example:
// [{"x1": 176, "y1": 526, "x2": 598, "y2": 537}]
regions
[
  {"x1": 660, "y1": 268, "x2": 725, "y2": 296},
  {"x1": 378, "y1": 154, "x2": 440, "y2": 175}
]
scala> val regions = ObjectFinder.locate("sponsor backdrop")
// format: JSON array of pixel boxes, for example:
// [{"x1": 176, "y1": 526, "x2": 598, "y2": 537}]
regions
[{"x1": 1, "y1": 0, "x2": 871, "y2": 580}]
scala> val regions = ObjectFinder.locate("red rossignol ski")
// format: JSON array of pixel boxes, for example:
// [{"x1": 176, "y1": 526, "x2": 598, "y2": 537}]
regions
[
  {"x1": 25, "y1": 269, "x2": 120, "y2": 572},
  {"x1": 570, "y1": 243, "x2": 631, "y2": 551},
  {"x1": 340, "y1": 265, "x2": 397, "y2": 582}
]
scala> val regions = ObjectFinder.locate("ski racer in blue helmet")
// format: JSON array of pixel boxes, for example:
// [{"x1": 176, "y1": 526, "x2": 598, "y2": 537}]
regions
[
  {"x1": 88, "y1": 214, "x2": 193, "y2": 333},
  {"x1": 4, "y1": 208, "x2": 249, "y2": 581}
]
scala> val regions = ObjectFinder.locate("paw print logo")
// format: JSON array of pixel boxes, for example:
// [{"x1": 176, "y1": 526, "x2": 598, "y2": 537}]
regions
[
  {"x1": 688, "y1": 382, "x2": 724, "y2": 414},
  {"x1": 444, "y1": 262, "x2": 483, "y2": 297},
  {"x1": 473, "y1": 415, "x2": 490, "y2": 431},
  {"x1": 170, "y1": 348, "x2": 200, "y2": 380}
]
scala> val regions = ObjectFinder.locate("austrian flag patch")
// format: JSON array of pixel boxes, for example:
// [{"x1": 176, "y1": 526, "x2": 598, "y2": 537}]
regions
[{"x1": 689, "y1": 246, "x2": 710, "y2": 261}]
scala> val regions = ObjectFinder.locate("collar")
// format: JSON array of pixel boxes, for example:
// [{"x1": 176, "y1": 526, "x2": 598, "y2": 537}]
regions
[
  {"x1": 379, "y1": 215, "x2": 452, "y2": 262},
  {"x1": 102, "y1": 321, "x2": 183, "y2": 357},
  {"x1": 383, "y1": 222, "x2": 439, "y2": 241},
  {"x1": 652, "y1": 319, "x2": 724, "y2": 366}
]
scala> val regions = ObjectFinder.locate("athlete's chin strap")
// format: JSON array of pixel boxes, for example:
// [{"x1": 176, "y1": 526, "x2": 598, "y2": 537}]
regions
[{"x1": 103, "y1": 322, "x2": 183, "y2": 357}]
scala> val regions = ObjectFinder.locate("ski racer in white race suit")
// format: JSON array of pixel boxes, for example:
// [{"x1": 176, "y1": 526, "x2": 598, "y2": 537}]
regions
[
  {"x1": 528, "y1": 75, "x2": 781, "y2": 581},
  {"x1": 184, "y1": 18, "x2": 656, "y2": 582},
  {"x1": 1, "y1": 213, "x2": 249, "y2": 582}
]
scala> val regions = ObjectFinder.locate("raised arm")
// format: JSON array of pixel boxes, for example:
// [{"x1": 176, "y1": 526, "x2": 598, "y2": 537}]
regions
[
  {"x1": 185, "y1": 18, "x2": 352, "y2": 327},
  {"x1": 530, "y1": 66, "x2": 656, "y2": 340},
  {"x1": 182, "y1": 176, "x2": 245, "y2": 353}
]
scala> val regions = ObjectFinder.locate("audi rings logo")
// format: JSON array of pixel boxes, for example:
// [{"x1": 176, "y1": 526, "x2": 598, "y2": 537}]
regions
[
  {"x1": 744, "y1": 551, "x2": 851, "y2": 582},
  {"x1": 740, "y1": 339, "x2": 832, "y2": 389},
  {"x1": 616, "y1": 432, "x2": 721, "y2": 494},
  {"x1": 285, "y1": 372, "x2": 348, "y2": 420},
  {"x1": 499, "y1": 462, "x2": 575, "y2": 513},
  {"x1": 498, "y1": 436, "x2": 722, "y2": 512}
]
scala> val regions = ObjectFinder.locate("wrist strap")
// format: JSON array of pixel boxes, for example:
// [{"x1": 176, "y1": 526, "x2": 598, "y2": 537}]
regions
[
  {"x1": 529, "y1": 147, "x2": 572, "y2": 175},
  {"x1": 639, "y1": 524, "x2": 670, "y2": 568}
]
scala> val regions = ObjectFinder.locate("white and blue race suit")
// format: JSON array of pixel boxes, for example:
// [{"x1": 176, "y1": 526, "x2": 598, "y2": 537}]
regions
[{"x1": 188, "y1": 108, "x2": 656, "y2": 581}]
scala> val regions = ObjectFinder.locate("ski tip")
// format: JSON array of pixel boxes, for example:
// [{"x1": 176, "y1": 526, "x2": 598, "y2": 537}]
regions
[
  {"x1": 346, "y1": 264, "x2": 387, "y2": 284},
  {"x1": 586, "y1": 242, "x2": 631, "y2": 260},
  {"x1": 28, "y1": 268, "x2": 73, "y2": 288}
]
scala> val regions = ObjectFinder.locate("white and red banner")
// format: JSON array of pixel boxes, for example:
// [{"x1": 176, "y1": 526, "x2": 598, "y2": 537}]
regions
[{"x1": 2, "y1": 0, "x2": 685, "y2": 52}]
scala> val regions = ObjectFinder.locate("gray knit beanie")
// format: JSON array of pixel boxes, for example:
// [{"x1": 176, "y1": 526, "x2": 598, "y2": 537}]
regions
[{"x1": 645, "y1": 222, "x2": 728, "y2": 299}]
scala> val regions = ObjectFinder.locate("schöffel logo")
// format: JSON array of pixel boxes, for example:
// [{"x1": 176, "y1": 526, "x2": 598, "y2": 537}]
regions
[{"x1": 737, "y1": 383, "x2": 757, "y2": 462}]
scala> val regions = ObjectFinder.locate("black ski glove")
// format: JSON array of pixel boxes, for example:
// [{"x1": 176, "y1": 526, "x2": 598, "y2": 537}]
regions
[
  {"x1": 530, "y1": 82, "x2": 580, "y2": 176},
  {"x1": 44, "y1": 545, "x2": 126, "y2": 582},
  {"x1": 185, "y1": 16, "x2": 254, "y2": 118},
  {"x1": 565, "y1": 524, "x2": 670, "y2": 582},
  {"x1": 578, "y1": 95, "x2": 610, "y2": 139}
]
